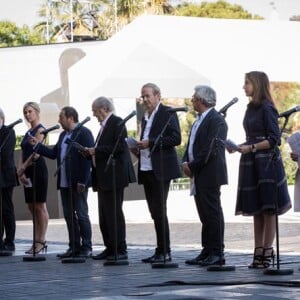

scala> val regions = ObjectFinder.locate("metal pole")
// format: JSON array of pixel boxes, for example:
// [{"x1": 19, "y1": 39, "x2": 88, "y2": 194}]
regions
[
  {"x1": 70, "y1": 0, "x2": 73, "y2": 42},
  {"x1": 46, "y1": 0, "x2": 50, "y2": 44},
  {"x1": 114, "y1": 0, "x2": 117, "y2": 33}
]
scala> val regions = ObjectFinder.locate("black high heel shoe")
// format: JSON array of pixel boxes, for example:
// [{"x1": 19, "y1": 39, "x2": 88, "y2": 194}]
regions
[
  {"x1": 262, "y1": 247, "x2": 275, "y2": 268},
  {"x1": 248, "y1": 247, "x2": 264, "y2": 269},
  {"x1": 25, "y1": 245, "x2": 34, "y2": 254},
  {"x1": 26, "y1": 241, "x2": 48, "y2": 255}
]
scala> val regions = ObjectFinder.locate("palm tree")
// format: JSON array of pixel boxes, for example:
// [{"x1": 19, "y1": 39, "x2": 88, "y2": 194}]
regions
[
  {"x1": 33, "y1": 0, "x2": 174, "y2": 43},
  {"x1": 116, "y1": 0, "x2": 173, "y2": 30},
  {"x1": 144, "y1": 0, "x2": 174, "y2": 15},
  {"x1": 117, "y1": 0, "x2": 144, "y2": 22},
  {"x1": 35, "y1": 0, "x2": 109, "y2": 43}
]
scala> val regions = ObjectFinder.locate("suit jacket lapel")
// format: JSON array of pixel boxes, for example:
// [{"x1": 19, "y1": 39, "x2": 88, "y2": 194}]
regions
[{"x1": 195, "y1": 109, "x2": 214, "y2": 136}]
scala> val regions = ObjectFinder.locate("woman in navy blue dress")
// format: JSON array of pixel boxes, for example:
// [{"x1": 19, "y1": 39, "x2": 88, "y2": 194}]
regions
[
  {"x1": 17, "y1": 102, "x2": 49, "y2": 254},
  {"x1": 234, "y1": 71, "x2": 291, "y2": 268}
]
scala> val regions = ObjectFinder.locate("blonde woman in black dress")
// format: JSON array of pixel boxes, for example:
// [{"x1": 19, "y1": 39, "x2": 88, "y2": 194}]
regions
[{"x1": 17, "y1": 102, "x2": 49, "y2": 254}]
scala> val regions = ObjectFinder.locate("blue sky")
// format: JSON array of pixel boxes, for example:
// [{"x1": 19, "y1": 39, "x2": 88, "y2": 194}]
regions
[{"x1": 0, "y1": 0, "x2": 300, "y2": 27}]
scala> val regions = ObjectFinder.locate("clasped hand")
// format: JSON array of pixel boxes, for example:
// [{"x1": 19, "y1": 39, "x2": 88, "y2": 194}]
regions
[{"x1": 291, "y1": 152, "x2": 299, "y2": 162}]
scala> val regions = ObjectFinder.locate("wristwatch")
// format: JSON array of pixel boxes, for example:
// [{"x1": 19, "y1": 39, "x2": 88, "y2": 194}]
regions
[{"x1": 251, "y1": 144, "x2": 257, "y2": 153}]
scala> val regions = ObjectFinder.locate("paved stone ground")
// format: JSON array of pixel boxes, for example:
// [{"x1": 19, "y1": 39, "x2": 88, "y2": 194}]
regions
[
  {"x1": 14, "y1": 220, "x2": 300, "y2": 254},
  {"x1": 2, "y1": 188, "x2": 300, "y2": 299},
  {"x1": 0, "y1": 219, "x2": 300, "y2": 299}
]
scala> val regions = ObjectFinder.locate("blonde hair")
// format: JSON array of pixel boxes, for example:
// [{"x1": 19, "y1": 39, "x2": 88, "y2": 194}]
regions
[{"x1": 23, "y1": 101, "x2": 40, "y2": 113}]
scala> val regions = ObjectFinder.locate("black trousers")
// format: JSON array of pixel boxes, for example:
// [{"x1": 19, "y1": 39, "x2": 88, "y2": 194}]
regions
[
  {"x1": 97, "y1": 188, "x2": 127, "y2": 254},
  {"x1": 194, "y1": 186, "x2": 224, "y2": 256},
  {"x1": 140, "y1": 171, "x2": 171, "y2": 254},
  {"x1": 0, "y1": 187, "x2": 16, "y2": 246}
]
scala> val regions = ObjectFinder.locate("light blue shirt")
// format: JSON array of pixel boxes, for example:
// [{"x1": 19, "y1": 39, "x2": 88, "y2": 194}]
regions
[
  {"x1": 60, "y1": 132, "x2": 72, "y2": 188},
  {"x1": 187, "y1": 108, "x2": 213, "y2": 162}
]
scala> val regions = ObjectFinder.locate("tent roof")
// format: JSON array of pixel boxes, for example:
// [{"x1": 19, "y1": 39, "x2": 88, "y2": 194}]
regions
[
  {"x1": 69, "y1": 15, "x2": 300, "y2": 103},
  {"x1": 91, "y1": 41, "x2": 210, "y2": 98}
]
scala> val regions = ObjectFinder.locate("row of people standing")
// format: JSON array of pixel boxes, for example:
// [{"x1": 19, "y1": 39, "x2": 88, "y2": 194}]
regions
[
  {"x1": 183, "y1": 72, "x2": 291, "y2": 268},
  {"x1": 0, "y1": 83, "x2": 181, "y2": 262},
  {"x1": 0, "y1": 73, "x2": 294, "y2": 268},
  {"x1": 28, "y1": 98, "x2": 136, "y2": 260}
]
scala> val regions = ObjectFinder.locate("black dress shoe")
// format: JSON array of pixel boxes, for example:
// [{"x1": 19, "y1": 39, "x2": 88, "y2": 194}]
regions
[
  {"x1": 92, "y1": 249, "x2": 109, "y2": 260},
  {"x1": 185, "y1": 251, "x2": 209, "y2": 265},
  {"x1": 106, "y1": 253, "x2": 128, "y2": 261},
  {"x1": 199, "y1": 255, "x2": 225, "y2": 267},
  {"x1": 3, "y1": 244, "x2": 15, "y2": 252},
  {"x1": 79, "y1": 249, "x2": 93, "y2": 258},
  {"x1": 142, "y1": 253, "x2": 172, "y2": 263},
  {"x1": 57, "y1": 248, "x2": 79, "y2": 258},
  {"x1": 57, "y1": 248, "x2": 72, "y2": 258}
]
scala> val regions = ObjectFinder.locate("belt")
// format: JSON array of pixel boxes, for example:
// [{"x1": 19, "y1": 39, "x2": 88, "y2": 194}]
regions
[{"x1": 246, "y1": 136, "x2": 266, "y2": 141}]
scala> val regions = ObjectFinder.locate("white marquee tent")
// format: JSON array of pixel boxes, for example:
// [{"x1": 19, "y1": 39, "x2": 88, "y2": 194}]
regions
[
  {"x1": 1, "y1": 15, "x2": 300, "y2": 132},
  {"x1": 0, "y1": 15, "x2": 299, "y2": 211},
  {"x1": 69, "y1": 14, "x2": 300, "y2": 102}
]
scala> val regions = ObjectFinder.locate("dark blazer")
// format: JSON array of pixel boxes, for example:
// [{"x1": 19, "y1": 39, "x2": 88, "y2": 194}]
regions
[
  {"x1": 183, "y1": 108, "x2": 228, "y2": 187},
  {"x1": 92, "y1": 114, "x2": 136, "y2": 191},
  {"x1": 0, "y1": 126, "x2": 17, "y2": 188},
  {"x1": 36, "y1": 126, "x2": 94, "y2": 189},
  {"x1": 138, "y1": 103, "x2": 181, "y2": 183}
]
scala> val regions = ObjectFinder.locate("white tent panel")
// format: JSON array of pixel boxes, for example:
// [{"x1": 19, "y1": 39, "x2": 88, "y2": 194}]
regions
[
  {"x1": 69, "y1": 15, "x2": 300, "y2": 109},
  {"x1": 89, "y1": 42, "x2": 210, "y2": 99}
]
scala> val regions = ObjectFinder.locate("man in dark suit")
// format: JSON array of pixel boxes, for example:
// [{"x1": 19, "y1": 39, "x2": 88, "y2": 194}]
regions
[
  {"x1": 32, "y1": 106, "x2": 94, "y2": 258},
  {"x1": 132, "y1": 83, "x2": 181, "y2": 263},
  {"x1": 0, "y1": 108, "x2": 18, "y2": 252},
  {"x1": 87, "y1": 97, "x2": 136, "y2": 261},
  {"x1": 183, "y1": 85, "x2": 228, "y2": 266}
]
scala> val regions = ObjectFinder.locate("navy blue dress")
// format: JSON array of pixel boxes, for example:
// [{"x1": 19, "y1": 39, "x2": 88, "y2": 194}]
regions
[
  {"x1": 21, "y1": 124, "x2": 48, "y2": 203},
  {"x1": 235, "y1": 100, "x2": 291, "y2": 216}
]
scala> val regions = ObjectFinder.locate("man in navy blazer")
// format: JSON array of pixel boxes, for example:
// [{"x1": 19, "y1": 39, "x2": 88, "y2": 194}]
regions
[
  {"x1": 183, "y1": 85, "x2": 228, "y2": 267},
  {"x1": 132, "y1": 83, "x2": 181, "y2": 263},
  {"x1": 0, "y1": 108, "x2": 18, "y2": 252},
  {"x1": 32, "y1": 106, "x2": 94, "y2": 258}
]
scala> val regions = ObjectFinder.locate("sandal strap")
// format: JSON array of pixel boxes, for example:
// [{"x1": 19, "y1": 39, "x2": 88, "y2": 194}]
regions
[
  {"x1": 248, "y1": 247, "x2": 264, "y2": 268},
  {"x1": 263, "y1": 247, "x2": 274, "y2": 268}
]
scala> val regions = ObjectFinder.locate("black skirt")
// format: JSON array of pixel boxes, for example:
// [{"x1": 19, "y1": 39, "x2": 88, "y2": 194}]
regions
[
  {"x1": 23, "y1": 157, "x2": 48, "y2": 203},
  {"x1": 235, "y1": 148, "x2": 291, "y2": 216}
]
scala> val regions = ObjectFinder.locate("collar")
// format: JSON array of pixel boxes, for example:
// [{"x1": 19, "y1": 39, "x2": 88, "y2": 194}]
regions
[
  {"x1": 200, "y1": 107, "x2": 213, "y2": 119},
  {"x1": 100, "y1": 112, "x2": 113, "y2": 128},
  {"x1": 144, "y1": 102, "x2": 160, "y2": 121}
]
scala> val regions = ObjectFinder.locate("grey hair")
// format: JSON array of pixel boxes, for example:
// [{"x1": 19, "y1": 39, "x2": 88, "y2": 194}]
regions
[
  {"x1": 194, "y1": 85, "x2": 216, "y2": 107},
  {"x1": 0, "y1": 107, "x2": 5, "y2": 121},
  {"x1": 93, "y1": 97, "x2": 115, "y2": 113},
  {"x1": 141, "y1": 83, "x2": 161, "y2": 97}
]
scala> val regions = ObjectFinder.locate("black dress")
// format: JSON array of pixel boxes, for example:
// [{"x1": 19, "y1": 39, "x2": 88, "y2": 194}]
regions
[
  {"x1": 235, "y1": 100, "x2": 291, "y2": 216},
  {"x1": 21, "y1": 125, "x2": 48, "y2": 203}
]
